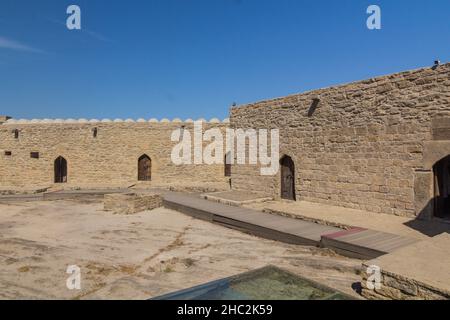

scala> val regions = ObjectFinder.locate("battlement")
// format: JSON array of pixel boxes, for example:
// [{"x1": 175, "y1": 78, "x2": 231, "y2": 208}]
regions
[{"x1": 1, "y1": 117, "x2": 230, "y2": 125}]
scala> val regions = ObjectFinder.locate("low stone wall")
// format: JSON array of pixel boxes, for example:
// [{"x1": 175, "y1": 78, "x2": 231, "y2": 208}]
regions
[
  {"x1": 361, "y1": 265, "x2": 450, "y2": 300},
  {"x1": 103, "y1": 192, "x2": 163, "y2": 214}
]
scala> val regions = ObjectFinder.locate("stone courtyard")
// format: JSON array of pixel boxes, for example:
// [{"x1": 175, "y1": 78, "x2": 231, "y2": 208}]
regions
[
  {"x1": 1, "y1": 63, "x2": 450, "y2": 300},
  {"x1": 0, "y1": 198, "x2": 362, "y2": 299}
]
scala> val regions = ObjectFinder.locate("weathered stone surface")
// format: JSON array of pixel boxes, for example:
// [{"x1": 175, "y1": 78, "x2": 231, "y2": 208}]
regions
[
  {"x1": 230, "y1": 63, "x2": 450, "y2": 217},
  {"x1": 383, "y1": 274, "x2": 418, "y2": 296},
  {"x1": 103, "y1": 192, "x2": 163, "y2": 214},
  {"x1": 201, "y1": 190, "x2": 272, "y2": 207},
  {"x1": 0, "y1": 116, "x2": 11, "y2": 124},
  {"x1": 423, "y1": 140, "x2": 450, "y2": 170},
  {"x1": 361, "y1": 288, "x2": 391, "y2": 300},
  {"x1": 413, "y1": 171, "x2": 433, "y2": 219},
  {"x1": 374, "y1": 285, "x2": 404, "y2": 300},
  {"x1": 417, "y1": 286, "x2": 449, "y2": 300},
  {"x1": 0, "y1": 122, "x2": 228, "y2": 189},
  {"x1": 361, "y1": 233, "x2": 450, "y2": 300}
]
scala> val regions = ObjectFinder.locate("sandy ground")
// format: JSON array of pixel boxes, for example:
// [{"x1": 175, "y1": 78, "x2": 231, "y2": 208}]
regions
[{"x1": 0, "y1": 198, "x2": 362, "y2": 300}]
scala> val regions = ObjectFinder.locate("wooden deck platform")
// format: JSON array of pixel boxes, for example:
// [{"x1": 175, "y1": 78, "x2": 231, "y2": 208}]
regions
[
  {"x1": 163, "y1": 192, "x2": 338, "y2": 246},
  {"x1": 163, "y1": 192, "x2": 419, "y2": 259},
  {"x1": 321, "y1": 228, "x2": 419, "y2": 260}
]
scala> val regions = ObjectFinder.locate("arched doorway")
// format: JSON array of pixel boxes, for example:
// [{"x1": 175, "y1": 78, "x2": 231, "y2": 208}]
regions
[
  {"x1": 54, "y1": 156, "x2": 67, "y2": 183},
  {"x1": 280, "y1": 155, "x2": 296, "y2": 201},
  {"x1": 224, "y1": 152, "x2": 232, "y2": 177},
  {"x1": 433, "y1": 155, "x2": 450, "y2": 218},
  {"x1": 138, "y1": 154, "x2": 152, "y2": 181}
]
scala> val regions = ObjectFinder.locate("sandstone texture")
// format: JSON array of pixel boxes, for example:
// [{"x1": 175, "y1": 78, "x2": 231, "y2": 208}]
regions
[
  {"x1": 0, "y1": 199, "x2": 361, "y2": 299},
  {"x1": 1, "y1": 64, "x2": 450, "y2": 218},
  {"x1": 361, "y1": 233, "x2": 450, "y2": 300},
  {"x1": 0, "y1": 121, "x2": 228, "y2": 189},
  {"x1": 103, "y1": 192, "x2": 163, "y2": 214},
  {"x1": 230, "y1": 63, "x2": 450, "y2": 218}
]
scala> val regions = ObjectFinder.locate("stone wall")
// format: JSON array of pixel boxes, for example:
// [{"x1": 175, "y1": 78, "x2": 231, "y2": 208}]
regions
[
  {"x1": 2, "y1": 64, "x2": 450, "y2": 217},
  {"x1": 0, "y1": 119, "x2": 229, "y2": 189},
  {"x1": 230, "y1": 63, "x2": 450, "y2": 217},
  {"x1": 0, "y1": 116, "x2": 11, "y2": 124}
]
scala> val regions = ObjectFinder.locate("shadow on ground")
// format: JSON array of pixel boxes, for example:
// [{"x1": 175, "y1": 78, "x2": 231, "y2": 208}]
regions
[{"x1": 404, "y1": 198, "x2": 450, "y2": 237}]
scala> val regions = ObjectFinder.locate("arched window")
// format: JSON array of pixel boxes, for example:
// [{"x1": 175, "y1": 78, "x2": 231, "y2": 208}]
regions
[
  {"x1": 54, "y1": 156, "x2": 68, "y2": 183},
  {"x1": 138, "y1": 154, "x2": 152, "y2": 181},
  {"x1": 280, "y1": 155, "x2": 296, "y2": 201},
  {"x1": 433, "y1": 155, "x2": 450, "y2": 218},
  {"x1": 224, "y1": 152, "x2": 232, "y2": 177}
]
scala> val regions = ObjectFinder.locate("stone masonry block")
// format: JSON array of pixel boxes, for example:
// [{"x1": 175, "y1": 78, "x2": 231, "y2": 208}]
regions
[{"x1": 103, "y1": 192, "x2": 163, "y2": 214}]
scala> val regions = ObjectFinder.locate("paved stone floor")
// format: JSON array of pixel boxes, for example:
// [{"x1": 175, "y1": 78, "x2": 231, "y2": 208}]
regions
[
  {"x1": 363, "y1": 233, "x2": 450, "y2": 299},
  {"x1": 246, "y1": 200, "x2": 450, "y2": 240},
  {"x1": 0, "y1": 198, "x2": 361, "y2": 299}
]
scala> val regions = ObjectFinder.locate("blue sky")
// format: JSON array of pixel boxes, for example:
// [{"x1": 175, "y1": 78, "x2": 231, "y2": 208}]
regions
[{"x1": 0, "y1": 0, "x2": 449, "y2": 120}]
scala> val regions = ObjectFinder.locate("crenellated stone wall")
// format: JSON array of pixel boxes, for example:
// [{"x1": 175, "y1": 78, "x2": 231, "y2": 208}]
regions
[
  {"x1": 230, "y1": 63, "x2": 450, "y2": 217},
  {"x1": 0, "y1": 118, "x2": 230, "y2": 190},
  {"x1": 2, "y1": 63, "x2": 450, "y2": 218}
]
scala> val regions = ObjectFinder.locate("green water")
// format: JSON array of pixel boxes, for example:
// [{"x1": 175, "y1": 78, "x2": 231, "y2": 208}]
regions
[{"x1": 194, "y1": 267, "x2": 353, "y2": 300}]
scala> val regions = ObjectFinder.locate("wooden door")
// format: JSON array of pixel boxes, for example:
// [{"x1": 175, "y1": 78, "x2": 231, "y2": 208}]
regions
[
  {"x1": 280, "y1": 156, "x2": 295, "y2": 200},
  {"x1": 138, "y1": 155, "x2": 151, "y2": 181},
  {"x1": 224, "y1": 153, "x2": 232, "y2": 177},
  {"x1": 54, "y1": 156, "x2": 67, "y2": 183}
]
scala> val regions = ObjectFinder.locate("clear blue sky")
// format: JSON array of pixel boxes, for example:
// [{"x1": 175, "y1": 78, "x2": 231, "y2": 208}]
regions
[{"x1": 0, "y1": 0, "x2": 449, "y2": 120}]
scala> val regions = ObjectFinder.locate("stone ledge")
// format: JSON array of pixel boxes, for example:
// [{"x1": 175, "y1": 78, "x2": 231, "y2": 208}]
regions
[
  {"x1": 361, "y1": 233, "x2": 450, "y2": 300},
  {"x1": 263, "y1": 207, "x2": 353, "y2": 230},
  {"x1": 201, "y1": 191, "x2": 273, "y2": 207},
  {"x1": 361, "y1": 273, "x2": 449, "y2": 300}
]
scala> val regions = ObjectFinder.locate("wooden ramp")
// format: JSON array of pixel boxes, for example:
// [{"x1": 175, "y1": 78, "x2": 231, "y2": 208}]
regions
[
  {"x1": 163, "y1": 192, "x2": 418, "y2": 260},
  {"x1": 321, "y1": 228, "x2": 419, "y2": 260},
  {"x1": 163, "y1": 192, "x2": 339, "y2": 246}
]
